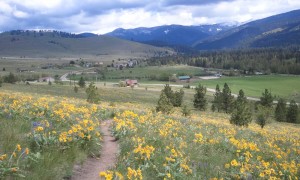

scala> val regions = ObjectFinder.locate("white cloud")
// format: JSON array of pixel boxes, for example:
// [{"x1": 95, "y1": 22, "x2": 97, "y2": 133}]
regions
[{"x1": 0, "y1": 0, "x2": 300, "y2": 33}]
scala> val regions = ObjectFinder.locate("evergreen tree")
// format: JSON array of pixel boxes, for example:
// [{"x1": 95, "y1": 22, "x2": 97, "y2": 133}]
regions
[
  {"x1": 193, "y1": 84, "x2": 207, "y2": 111},
  {"x1": 260, "y1": 89, "x2": 274, "y2": 107},
  {"x1": 212, "y1": 84, "x2": 222, "y2": 112},
  {"x1": 86, "y1": 82, "x2": 100, "y2": 104},
  {"x1": 275, "y1": 98, "x2": 287, "y2": 122},
  {"x1": 172, "y1": 89, "x2": 184, "y2": 107},
  {"x1": 156, "y1": 92, "x2": 173, "y2": 114},
  {"x1": 286, "y1": 100, "x2": 298, "y2": 123},
  {"x1": 162, "y1": 84, "x2": 174, "y2": 100},
  {"x1": 230, "y1": 89, "x2": 252, "y2": 127},
  {"x1": 78, "y1": 76, "x2": 86, "y2": 88},
  {"x1": 222, "y1": 83, "x2": 234, "y2": 113}
]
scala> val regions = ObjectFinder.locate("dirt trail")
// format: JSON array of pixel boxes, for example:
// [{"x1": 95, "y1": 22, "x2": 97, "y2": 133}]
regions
[{"x1": 71, "y1": 120, "x2": 118, "y2": 180}]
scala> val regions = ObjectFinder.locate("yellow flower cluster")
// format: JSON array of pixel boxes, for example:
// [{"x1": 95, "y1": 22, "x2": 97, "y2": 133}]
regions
[{"x1": 108, "y1": 109, "x2": 299, "y2": 179}]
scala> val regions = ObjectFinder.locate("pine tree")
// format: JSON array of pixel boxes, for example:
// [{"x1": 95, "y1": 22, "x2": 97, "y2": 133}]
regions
[
  {"x1": 260, "y1": 89, "x2": 274, "y2": 107},
  {"x1": 222, "y1": 83, "x2": 234, "y2": 113},
  {"x1": 286, "y1": 100, "x2": 298, "y2": 123},
  {"x1": 193, "y1": 84, "x2": 207, "y2": 111},
  {"x1": 173, "y1": 89, "x2": 184, "y2": 107},
  {"x1": 86, "y1": 82, "x2": 100, "y2": 104},
  {"x1": 156, "y1": 92, "x2": 173, "y2": 114},
  {"x1": 162, "y1": 84, "x2": 174, "y2": 100},
  {"x1": 78, "y1": 76, "x2": 86, "y2": 88},
  {"x1": 275, "y1": 98, "x2": 287, "y2": 122},
  {"x1": 230, "y1": 89, "x2": 252, "y2": 127},
  {"x1": 212, "y1": 84, "x2": 222, "y2": 112}
]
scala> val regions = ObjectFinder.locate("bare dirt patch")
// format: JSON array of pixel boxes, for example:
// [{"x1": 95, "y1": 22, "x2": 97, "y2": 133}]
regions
[{"x1": 71, "y1": 120, "x2": 118, "y2": 180}]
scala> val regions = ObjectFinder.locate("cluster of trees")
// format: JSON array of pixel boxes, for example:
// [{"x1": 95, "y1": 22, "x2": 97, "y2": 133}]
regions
[
  {"x1": 147, "y1": 47, "x2": 300, "y2": 75},
  {"x1": 6, "y1": 30, "x2": 87, "y2": 38},
  {"x1": 156, "y1": 83, "x2": 300, "y2": 127},
  {"x1": 156, "y1": 84, "x2": 184, "y2": 114}
]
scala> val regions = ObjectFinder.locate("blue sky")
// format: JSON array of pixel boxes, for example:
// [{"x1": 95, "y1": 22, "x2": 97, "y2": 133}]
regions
[{"x1": 0, "y1": 0, "x2": 300, "y2": 34}]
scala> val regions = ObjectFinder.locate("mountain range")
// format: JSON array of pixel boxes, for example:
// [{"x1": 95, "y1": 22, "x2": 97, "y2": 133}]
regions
[
  {"x1": 106, "y1": 9, "x2": 300, "y2": 50},
  {"x1": 106, "y1": 24, "x2": 236, "y2": 47}
]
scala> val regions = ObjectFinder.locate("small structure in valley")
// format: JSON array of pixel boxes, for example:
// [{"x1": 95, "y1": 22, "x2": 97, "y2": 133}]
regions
[
  {"x1": 178, "y1": 76, "x2": 191, "y2": 81},
  {"x1": 125, "y1": 79, "x2": 138, "y2": 87}
]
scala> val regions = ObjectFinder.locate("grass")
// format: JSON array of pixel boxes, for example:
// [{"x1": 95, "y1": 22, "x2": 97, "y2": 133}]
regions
[
  {"x1": 195, "y1": 75, "x2": 300, "y2": 101},
  {"x1": 70, "y1": 65, "x2": 206, "y2": 81}
]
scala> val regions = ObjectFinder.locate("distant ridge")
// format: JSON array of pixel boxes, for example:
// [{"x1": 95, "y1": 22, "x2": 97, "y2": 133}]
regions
[
  {"x1": 193, "y1": 9, "x2": 300, "y2": 50},
  {"x1": 106, "y1": 24, "x2": 235, "y2": 47},
  {"x1": 0, "y1": 30, "x2": 174, "y2": 58}
]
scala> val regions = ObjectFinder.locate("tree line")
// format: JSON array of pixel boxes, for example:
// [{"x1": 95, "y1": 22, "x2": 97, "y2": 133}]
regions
[
  {"x1": 147, "y1": 47, "x2": 300, "y2": 75},
  {"x1": 156, "y1": 84, "x2": 300, "y2": 127}
]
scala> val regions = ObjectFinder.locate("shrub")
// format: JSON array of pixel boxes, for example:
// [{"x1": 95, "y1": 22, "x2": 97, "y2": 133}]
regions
[
  {"x1": 4, "y1": 72, "x2": 18, "y2": 84},
  {"x1": 255, "y1": 105, "x2": 272, "y2": 128},
  {"x1": 156, "y1": 92, "x2": 173, "y2": 114},
  {"x1": 86, "y1": 82, "x2": 100, "y2": 104},
  {"x1": 78, "y1": 77, "x2": 86, "y2": 88}
]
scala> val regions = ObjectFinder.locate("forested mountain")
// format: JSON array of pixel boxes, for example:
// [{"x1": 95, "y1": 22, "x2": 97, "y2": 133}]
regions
[
  {"x1": 194, "y1": 9, "x2": 300, "y2": 50},
  {"x1": 106, "y1": 24, "x2": 235, "y2": 47},
  {"x1": 146, "y1": 47, "x2": 300, "y2": 75}
]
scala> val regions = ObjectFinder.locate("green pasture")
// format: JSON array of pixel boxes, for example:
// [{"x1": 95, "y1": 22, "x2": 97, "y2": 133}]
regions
[{"x1": 195, "y1": 75, "x2": 300, "y2": 101}]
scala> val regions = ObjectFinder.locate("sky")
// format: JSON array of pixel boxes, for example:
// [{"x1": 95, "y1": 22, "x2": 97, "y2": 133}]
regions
[{"x1": 0, "y1": 0, "x2": 300, "y2": 34}]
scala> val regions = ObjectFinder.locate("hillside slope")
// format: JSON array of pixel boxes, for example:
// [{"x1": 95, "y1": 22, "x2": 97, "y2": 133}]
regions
[
  {"x1": 193, "y1": 9, "x2": 300, "y2": 50},
  {"x1": 0, "y1": 31, "x2": 173, "y2": 59}
]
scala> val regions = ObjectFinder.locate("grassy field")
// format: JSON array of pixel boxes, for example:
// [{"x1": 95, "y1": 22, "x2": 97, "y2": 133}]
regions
[
  {"x1": 69, "y1": 65, "x2": 206, "y2": 81},
  {"x1": 195, "y1": 75, "x2": 300, "y2": 101}
]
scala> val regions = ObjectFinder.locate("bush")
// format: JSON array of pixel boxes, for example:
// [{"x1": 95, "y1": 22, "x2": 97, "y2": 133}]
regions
[
  {"x1": 78, "y1": 77, "x2": 86, "y2": 88},
  {"x1": 156, "y1": 92, "x2": 173, "y2": 114},
  {"x1": 181, "y1": 105, "x2": 191, "y2": 117},
  {"x1": 4, "y1": 72, "x2": 18, "y2": 84},
  {"x1": 255, "y1": 105, "x2": 272, "y2": 128},
  {"x1": 86, "y1": 82, "x2": 100, "y2": 104}
]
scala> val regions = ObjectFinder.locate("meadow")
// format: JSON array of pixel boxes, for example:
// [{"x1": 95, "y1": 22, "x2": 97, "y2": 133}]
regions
[
  {"x1": 102, "y1": 110, "x2": 300, "y2": 179},
  {"x1": 0, "y1": 91, "x2": 111, "y2": 179}
]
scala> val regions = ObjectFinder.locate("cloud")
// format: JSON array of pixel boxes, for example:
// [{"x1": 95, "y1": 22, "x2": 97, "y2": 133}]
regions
[{"x1": 0, "y1": 0, "x2": 300, "y2": 33}]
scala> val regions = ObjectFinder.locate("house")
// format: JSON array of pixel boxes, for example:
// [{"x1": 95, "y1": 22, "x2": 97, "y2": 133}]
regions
[
  {"x1": 125, "y1": 79, "x2": 138, "y2": 87},
  {"x1": 178, "y1": 76, "x2": 191, "y2": 81},
  {"x1": 39, "y1": 77, "x2": 55, "y2": 82}
]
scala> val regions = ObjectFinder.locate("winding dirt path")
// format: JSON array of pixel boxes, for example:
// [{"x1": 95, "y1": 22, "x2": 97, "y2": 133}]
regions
[{"x1": 71, "y1": 120, "x2": 118, "y2": 180}]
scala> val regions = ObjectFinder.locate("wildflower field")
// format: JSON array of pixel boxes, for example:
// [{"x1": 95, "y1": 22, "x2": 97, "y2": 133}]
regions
[
  {"x1": 0, "y1": 91, "x2": 110, "y2": 179},
  {"x1": 102, "y1": 110, "x2": 300, "y2": 179}
]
